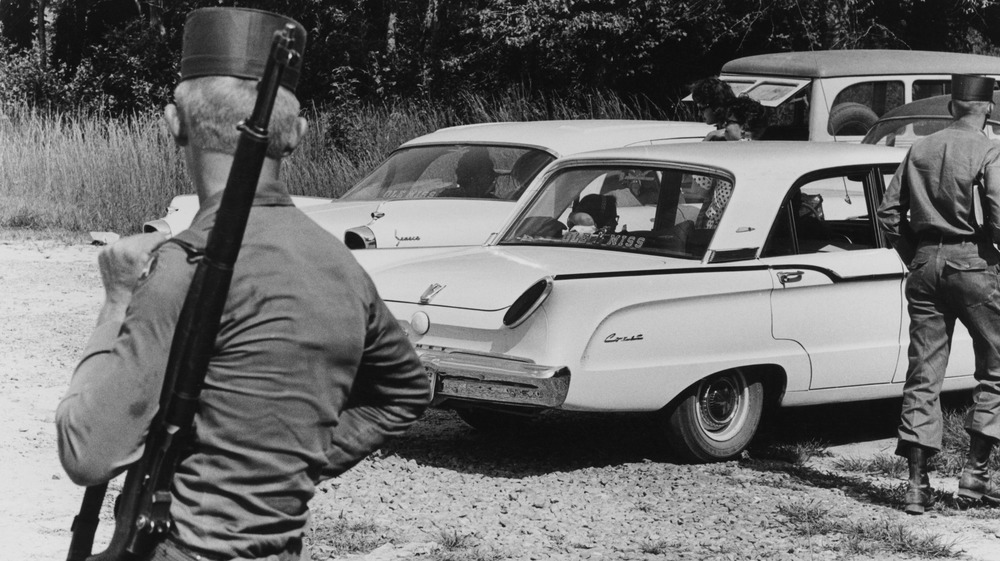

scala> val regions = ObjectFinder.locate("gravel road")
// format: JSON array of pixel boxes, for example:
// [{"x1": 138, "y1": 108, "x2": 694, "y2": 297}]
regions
[{"x1": 4, "y1": 235, "x2": 1000, "y2": 561}]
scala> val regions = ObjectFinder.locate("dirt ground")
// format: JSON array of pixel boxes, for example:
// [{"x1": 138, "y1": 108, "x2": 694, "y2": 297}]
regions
[{"x1": 5, "y1": 236, "x2": 1000, "y2": 561}]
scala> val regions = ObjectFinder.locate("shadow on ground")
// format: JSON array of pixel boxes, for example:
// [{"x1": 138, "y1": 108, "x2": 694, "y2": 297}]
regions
[{"x1": 382, "y1": 391, "x2": 976, "y2": 480}]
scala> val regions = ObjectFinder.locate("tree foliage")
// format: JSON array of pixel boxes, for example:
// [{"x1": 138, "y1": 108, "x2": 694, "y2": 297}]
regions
[{"x1": 2, "y1": 0, "x2": 999, "y2": 116}]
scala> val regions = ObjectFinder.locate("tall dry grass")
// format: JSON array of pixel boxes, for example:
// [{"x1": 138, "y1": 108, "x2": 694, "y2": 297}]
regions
[{"x1": 1, "y1": 89, "x2": 672, "y2": 234}]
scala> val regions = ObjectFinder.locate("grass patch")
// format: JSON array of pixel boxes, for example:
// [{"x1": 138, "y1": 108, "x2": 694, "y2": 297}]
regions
[
  {"x1": 639, "y1": 538, "x2": 675, "y2": 555},
  {"x1": 753, "y1": 439, "x2": 831, "y2": 465},
  {"x1": 430, "y1": 529, "x2": 506, "y2": 561},
  {"x1": 1, "y1": 89, "x2": 664, "y2": 235},
  {"x1": 778, "y1": 500, "x2": 958, "y2": 558},
  {"x1": 307, "y1": 512, "x2": 394, "y2": 557},
  {"x1": 833, "y1": 453, "x2": 906, "y2": 478}
]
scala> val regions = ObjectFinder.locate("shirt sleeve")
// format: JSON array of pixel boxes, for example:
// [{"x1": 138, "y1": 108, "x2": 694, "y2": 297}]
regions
[
  {"x1": 56, "y1": 245, "x2": 193, "y2": 486},
  {"x1": 983, "y1": 145, "x2": 1000, "y2": 245},
  {"x1": 877, "y1": 153, "x2": 916, "y2": 262},
  {"x1": 322, "y1": 278, "x2": 430, "y2": 478}
]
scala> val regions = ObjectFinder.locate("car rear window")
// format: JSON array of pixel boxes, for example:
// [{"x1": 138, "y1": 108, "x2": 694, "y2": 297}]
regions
[
  {"x1": 500, "y1": 165, "x2": 733, "y2": 260},
  {"x1": 341, "y1": 145, "x2": 554, "y2": 202}
]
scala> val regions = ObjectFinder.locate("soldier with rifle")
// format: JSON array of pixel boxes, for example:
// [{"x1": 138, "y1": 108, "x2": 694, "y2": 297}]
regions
[{"x1": 55, "y1": 8, "x2": 430, "y2": 561}]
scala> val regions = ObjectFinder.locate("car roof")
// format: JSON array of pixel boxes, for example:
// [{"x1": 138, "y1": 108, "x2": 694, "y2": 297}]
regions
[
  {"x1": 552, "y1": 140, "x2": 905, "y2": 178},
  {"x1": 400, "y1": 120, "x2": 714, "y2": 157},
  {"x1": 722, "y1": 50, "x2": 1000, "y2": 78},
  {"x1": 877, "y1": 91, "x2": 1000, "y2": 120}
]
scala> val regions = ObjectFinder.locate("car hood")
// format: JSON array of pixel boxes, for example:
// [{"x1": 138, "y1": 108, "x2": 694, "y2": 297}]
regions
[{"x1": 357, "y1": 245, "x2": 686, "y2": 311}]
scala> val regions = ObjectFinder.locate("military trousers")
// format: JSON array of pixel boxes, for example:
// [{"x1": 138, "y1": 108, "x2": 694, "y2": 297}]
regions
[{"x1": 899, "y1": 240, "x2": 1000, "y2": 454}]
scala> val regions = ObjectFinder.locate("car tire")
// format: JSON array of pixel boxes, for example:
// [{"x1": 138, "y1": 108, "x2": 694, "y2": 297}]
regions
[
  {"x1": 828, "y1": 102, "x2": 879, "y2": 136},
  {"x1": 664, "y1": 369, "x2": 764, "y2": 463},
  {"x1": 454, "y1": 407, "x2": 533, "y2": 432}
]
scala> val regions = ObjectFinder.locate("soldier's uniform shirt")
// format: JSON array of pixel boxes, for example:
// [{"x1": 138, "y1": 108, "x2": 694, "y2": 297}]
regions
[
  {"x1": 877, "y1": 121, "x2": 1000, "y2": 452},
  {"x1": 57, "y1": 181, "x2": 430, "y2": 559},
  {"x1": 879, "y1": 121, "x2": 1000, "y2": 247}
]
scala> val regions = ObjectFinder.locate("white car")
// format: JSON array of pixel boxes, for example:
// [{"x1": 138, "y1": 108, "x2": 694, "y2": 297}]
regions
[
  {"x1": 705, "y1": 50, "x2": 1000, "y2": 142},
  {"x1": 143, "y1": 120, "x2": 713, "y2": 244},
  {"x1": 862, "y1": 91, "x2": 1000, "y2": 148},
  {"x1": 354, "y1": 141, "x2": 979, "y2": 463}
]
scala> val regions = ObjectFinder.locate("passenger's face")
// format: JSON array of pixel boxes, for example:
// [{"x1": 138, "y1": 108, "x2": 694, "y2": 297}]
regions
[
  {"x1": 723, "y1": 120, "x2": 748, "y2": 141},
  {"x1": 699, "y1": 104, "x2": 721, "y2": 125}
]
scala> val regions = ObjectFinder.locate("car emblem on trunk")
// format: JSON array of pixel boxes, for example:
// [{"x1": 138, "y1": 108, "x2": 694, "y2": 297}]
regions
[{"x1": 420, "y1": 283, "x2": 446, "y2": 304}]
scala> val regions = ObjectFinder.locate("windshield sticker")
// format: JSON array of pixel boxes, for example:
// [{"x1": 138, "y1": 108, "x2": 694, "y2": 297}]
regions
[{"x1": 561, "y1": 230, "x2": 646, "y2": 249}]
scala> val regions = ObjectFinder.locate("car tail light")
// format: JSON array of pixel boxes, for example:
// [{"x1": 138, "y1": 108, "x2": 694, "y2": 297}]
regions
[
  {"x1": 344, "y1": 226, "x2": 376, "y2": 249},
  {"x1": 503, "y1": 277, "x2": 553, "y2": 328}
]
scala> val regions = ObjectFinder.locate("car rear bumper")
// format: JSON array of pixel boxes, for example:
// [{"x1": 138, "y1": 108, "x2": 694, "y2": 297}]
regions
[{"x1": 419, "y1": 348, "x2": 570, "y2": 408}]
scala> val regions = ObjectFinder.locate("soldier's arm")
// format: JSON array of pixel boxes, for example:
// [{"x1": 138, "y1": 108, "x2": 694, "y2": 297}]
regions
[
  {"x1": 322, "y1": 282, "x2": 430, "y2": 478},
  {"x1": 56, "y1": 242, "x2": 189, "y2": 486},
  {"x1": 877, "y1": 155, "x2": 915, "y2": 262},
  {"x1": 983, "y1": 148, "x2": 1000, "y2": 245}
]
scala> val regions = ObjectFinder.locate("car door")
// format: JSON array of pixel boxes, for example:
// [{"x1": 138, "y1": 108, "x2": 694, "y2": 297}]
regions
[{"x1": 762, "y1": 166, "x2": 906, "y2": 389}]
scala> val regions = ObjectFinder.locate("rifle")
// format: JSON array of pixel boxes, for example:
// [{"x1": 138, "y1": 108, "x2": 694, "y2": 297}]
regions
[{"x1": 66, "y1": 25, "x2": 303, "y2": 561}]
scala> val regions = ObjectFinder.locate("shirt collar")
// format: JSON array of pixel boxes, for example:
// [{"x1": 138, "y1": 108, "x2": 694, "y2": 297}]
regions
[
  {"x1": 948, "y1": 120, "x2": 989, "y2": 136},
  {"x1": 190, "y1": 180, "x2": 294, "y2": 226}
]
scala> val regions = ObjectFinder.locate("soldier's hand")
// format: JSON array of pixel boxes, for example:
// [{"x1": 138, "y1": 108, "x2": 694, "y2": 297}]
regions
[{"x1": 98, "y1": 232, "x2": 169, "y2": 306}]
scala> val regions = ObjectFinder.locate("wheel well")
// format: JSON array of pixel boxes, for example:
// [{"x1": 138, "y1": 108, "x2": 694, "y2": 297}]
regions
[{"x1": 663, "y1": 365, "x2": 787, "y2": 413}]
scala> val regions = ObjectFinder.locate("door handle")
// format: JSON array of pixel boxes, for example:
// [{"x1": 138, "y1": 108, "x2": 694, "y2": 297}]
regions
[{"x1": 777, "y1": 270, "x2": 804, "y2": 284}]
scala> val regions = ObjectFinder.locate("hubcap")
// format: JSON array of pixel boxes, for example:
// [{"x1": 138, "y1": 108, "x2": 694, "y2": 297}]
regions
[{"x1": 695, "y1": 372, "x2": 750, "y2": 442}]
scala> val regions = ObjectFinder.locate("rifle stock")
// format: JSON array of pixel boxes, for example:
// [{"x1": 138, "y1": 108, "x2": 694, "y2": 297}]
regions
[{"x1": 66, "y1": 26, "x2": 302, "y2": 561}]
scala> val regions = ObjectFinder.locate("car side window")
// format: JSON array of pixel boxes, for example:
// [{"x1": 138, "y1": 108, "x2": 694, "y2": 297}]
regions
[
  {"x1": 828, "y1": 81, "x2": 904, "y2": 136},
  {"x1": 913, "y1": 80, "x2": 950, "y2": 101},
  {"x1": 763, "y1": 169, "x2": 882, "y2": 257}
]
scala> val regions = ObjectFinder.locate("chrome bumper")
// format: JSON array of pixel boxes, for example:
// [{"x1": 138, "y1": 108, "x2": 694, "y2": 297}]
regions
[{"x1": 419, "y1": 348, "x2": 570, "y2": 408}]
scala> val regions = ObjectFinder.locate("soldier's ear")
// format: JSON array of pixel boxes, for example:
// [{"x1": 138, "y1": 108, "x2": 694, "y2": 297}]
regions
[
  {"x1": 163, "y1": 104, "x2": 188, "y2": 146},
  {"x1": 282, "y1": 117, "x2": 308, "y2": 156}
]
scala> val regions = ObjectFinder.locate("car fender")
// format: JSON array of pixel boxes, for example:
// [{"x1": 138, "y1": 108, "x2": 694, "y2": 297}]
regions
[{"x1": 538, "y1": 269, "x2": 810, "y2": 411}]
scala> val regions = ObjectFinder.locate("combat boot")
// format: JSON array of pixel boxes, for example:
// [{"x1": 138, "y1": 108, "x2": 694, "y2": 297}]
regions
[
  {"x1": 957, "y1": 434, "x2": 1000, "y2": 507},
  {"x1": 903, "y1": 445, "x2": 935, "y2": 515}
]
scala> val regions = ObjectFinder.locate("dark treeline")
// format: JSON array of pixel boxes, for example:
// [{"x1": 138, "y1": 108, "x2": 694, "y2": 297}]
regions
[{"x1": 2, "y1": 0, "x2": 1000, "y2": 118}]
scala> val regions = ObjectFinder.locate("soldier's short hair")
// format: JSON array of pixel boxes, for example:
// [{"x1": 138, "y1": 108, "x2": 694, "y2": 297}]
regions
[
  {"x1": 950, "y1": 99, "x2": 993, "y2": 119},
  {"x1": 173, "y1": 76, "x2": 302, "y2": 160}
]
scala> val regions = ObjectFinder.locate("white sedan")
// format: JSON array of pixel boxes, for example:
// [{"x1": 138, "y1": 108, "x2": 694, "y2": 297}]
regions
[
  {"x1": 354, "y1": 141, "x2": 978, "y2": 463},
  {"x1": 143, "y1": 120, "x2": 713, "y2": 244}
]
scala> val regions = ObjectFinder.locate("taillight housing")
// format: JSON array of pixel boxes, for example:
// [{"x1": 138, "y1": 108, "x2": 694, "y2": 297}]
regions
[{"x1": 503, "y1": 277, "x2": 553, "y2": 328}]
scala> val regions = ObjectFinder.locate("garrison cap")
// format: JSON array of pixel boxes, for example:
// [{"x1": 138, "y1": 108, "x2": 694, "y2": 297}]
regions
[
  {"x1": 952, "y1": 74, "x2": 995, "y2": 102},
  {"x1": 180, "y1": 7, "x2": 307, "y2": 92}
]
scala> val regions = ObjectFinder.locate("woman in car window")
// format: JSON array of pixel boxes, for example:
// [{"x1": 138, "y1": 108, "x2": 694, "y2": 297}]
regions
[{"x1": 691, "y1": 77, "x2": 736, "y2": 141}]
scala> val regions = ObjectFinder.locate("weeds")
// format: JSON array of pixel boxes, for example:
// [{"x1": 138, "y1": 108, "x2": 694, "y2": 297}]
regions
[
  {"x1": 833, "y1": 453, "x2": 906, "y2": 478},
  {"x1": 754, "y1": 439, "x2": 831, "y2": 465},
  {"x1": 2, "y1": 90, "x2": 663, "y2": 235},
  {"x1": 430, "y1": 529, "x2": 506, "y2": 561},
  {"x1": 308, "y1": 512, "x2": 392, "y2": 556},
  {"x1": 778, "y1": 499, "x2": 958, "y2": 558}
]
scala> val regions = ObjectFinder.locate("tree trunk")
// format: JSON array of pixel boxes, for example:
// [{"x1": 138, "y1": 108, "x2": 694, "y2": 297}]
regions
[{"x1": 36, "y1": 0, "x2": 46, "y2": 69}]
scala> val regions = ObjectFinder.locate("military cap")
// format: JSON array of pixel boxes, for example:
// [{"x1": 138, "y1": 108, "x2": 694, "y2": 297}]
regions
[
  {"x1": 952, "y1": 74, "x2": 995, "y2": 103},
  {"x1": 180, "y1": 7, "x2": 307, "y2": 92}
]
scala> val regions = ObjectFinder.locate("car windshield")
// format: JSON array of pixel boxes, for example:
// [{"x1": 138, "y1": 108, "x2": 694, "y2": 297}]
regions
[
  {"x1": 863, "y1": 117, "x2": 1000, "y2": 147},
  {"x1": 340, "y1": 145, "x2": 555, "y2": 202},
  {"x1": 499, "y1": 165, "x2": 731, "y2": 260}
]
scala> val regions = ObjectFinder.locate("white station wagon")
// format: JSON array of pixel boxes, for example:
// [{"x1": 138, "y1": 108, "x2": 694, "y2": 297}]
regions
[
  {"x1": 143, "y1": 120, "x2": 713, "y2": 243},
  {"x1": 354, "y1": 141, "x2": 979, "y2": 463},
  {"x1": 712, "y1": 49, "x2": 1000, "y2": 142}
]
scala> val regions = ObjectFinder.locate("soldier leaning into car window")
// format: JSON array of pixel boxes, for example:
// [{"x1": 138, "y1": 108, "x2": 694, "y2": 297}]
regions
[
  {"x1": 877, "y1": 74, "x2": 1000, "y2": 516},
  {"x1": 55, "y1": 8, "x2": 430, "y2": 561}
]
